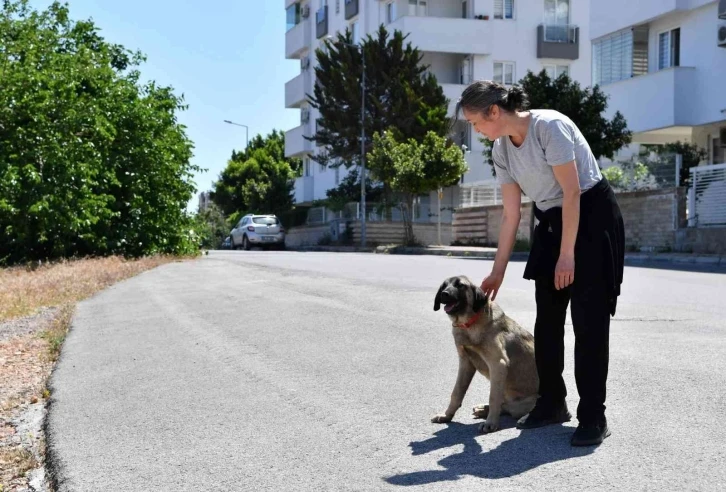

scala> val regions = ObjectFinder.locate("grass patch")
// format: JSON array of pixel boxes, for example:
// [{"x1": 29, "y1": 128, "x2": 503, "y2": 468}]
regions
[
  {"x1": 0, "y1": 255, "x2": 187, "y2": 322},
  {"x1": 0, "y1": 447, "x2": 38, "y2": 489}
]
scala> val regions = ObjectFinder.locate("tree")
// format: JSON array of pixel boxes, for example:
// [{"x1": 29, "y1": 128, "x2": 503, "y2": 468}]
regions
[
  {"x1": 210, "y1": 130, "x2": 301, "y2": 218},
  {"x1": 324, "y1": 168, "x2": 383, "y2": 213},
  {"x1": 0, "y1": 0, "x2": 201, "y2": 265},
  {"x1": 481, "y1": 70, "x2": 633, "y2": 176},
  {"x1": 193, "y1": 203, "x2": 228, "y2": 249},
  {"x1": 369, "y1": 131, "x2": 468, "y2": 245},
  {"x1": 309, "y1": 25, "x2": 449, "y2": 170}
]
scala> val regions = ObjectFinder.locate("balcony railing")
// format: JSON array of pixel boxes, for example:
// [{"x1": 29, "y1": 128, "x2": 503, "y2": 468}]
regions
[{"x1": 537, "y1": 24, "x2": 579, "y2": 60}]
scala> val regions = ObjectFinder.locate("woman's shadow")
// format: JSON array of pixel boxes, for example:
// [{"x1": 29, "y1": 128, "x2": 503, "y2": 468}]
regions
[{"x1": 385, "y1": 419, "x2": 597, "y2": 486}]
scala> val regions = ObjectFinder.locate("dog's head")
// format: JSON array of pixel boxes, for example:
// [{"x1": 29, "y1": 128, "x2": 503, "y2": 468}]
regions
[{"x1": 433, "y1": 275, "x2": 488, "y2": 317}]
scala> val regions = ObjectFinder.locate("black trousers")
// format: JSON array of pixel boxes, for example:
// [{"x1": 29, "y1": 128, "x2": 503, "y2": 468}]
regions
[
  {"x1": 524, "y1": 177, "x2": 624, "y2": 426},
  {"x1": 534, "y1": 267, "x2": 611, "y2": 425}
]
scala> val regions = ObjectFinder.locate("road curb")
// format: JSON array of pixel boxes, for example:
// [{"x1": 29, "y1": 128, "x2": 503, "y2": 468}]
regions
[{"x1": 289, "y1": 245, "x2": 724, "y2": 265}]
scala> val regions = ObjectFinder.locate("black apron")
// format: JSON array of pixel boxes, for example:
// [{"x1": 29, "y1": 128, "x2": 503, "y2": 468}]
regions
[{"x1": 523, "y1": 176, "x2": 625, "y2": 316}]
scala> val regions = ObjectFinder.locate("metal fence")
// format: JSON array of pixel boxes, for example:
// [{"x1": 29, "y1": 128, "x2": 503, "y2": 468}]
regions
[
  {"x1": 602, "y1": 153, "x2": 681, "y2": 192},
  {"x1": 459, "y1": 181, "x2": 532, "y2": 208},
  {"x1": 542, "y1": 24, "x2": 578, "y2": 43},
  {"x1": 306, "y1": 201, "x2": 432, "y2": 225},
  {"x1": 688, "y1": 162, "x2": 726, "y2": 227}
]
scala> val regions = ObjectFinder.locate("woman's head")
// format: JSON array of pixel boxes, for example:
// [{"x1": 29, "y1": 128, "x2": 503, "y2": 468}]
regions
[{"x1": 455, "y1": 81, "x2": 529, "y2": 141}]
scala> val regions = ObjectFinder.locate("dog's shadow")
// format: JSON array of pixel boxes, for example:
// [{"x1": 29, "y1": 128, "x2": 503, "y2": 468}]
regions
[{"x1": 385, "y1": 420, "x2": 596, "y2": 486}]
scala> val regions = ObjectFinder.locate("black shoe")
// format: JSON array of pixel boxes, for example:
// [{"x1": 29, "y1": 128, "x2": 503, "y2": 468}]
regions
[
  {"x1": 571, "y1": 421, "x2": 611, "y2": 446},
  {"x1": 516, "y1": 402, "x2": 572, "y2": 429}
]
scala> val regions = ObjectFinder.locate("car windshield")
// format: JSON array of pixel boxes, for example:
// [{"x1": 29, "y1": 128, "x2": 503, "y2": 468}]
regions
[{"x1": 252, "y1": 217, "x2": 278, "y2": 225}]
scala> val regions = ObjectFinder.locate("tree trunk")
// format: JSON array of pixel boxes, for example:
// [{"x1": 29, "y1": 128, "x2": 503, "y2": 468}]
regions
[{"x1": 401, "y1": 194, "x2": 415, "y2": 246}]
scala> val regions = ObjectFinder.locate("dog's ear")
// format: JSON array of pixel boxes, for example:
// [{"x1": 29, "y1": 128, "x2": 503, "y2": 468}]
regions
[
  {"x1": 434, "y1": 281, "x2": 445, "y2": 311},
  {"x1": 472, "y1": 285, "x2": 488, "y2": 312}
]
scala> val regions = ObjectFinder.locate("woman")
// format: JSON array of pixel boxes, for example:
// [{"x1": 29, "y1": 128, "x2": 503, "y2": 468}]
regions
[{"x1": 455, "y1": 81, "x2": 624, "y2": 447}]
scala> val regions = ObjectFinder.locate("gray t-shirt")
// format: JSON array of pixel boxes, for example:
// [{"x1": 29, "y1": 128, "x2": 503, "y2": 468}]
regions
[{"x1": 492, "y1": 109, "x2": 602, "y2": 211}]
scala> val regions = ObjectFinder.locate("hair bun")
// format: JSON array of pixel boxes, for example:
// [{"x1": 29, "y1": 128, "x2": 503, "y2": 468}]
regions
[{"x1": 505, "y1": 86, "x2": 529, "y2": 111}]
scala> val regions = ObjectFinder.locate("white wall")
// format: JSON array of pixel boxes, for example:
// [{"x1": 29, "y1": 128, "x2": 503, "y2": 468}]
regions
[
  {"x1": 590, "y1": 0, "x2": 714, "y2": 40},
  {"x1": 599, "y1": 2, "x2": 726, "y2": 135},
  {"x1": 469, "y1": 0, "x2": 591, "y2": 86}
]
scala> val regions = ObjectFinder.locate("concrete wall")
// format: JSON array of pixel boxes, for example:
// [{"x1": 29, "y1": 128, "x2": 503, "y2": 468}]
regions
[
  {"x1": 675, "y1": 227, "x2": 726, "y2": 254},
  {"x1": 285, "y1": 224, "x2": 331, "y2": 247},
  {"x1": 616, "y1": 188, "x2": 687, "y2": 251},
  {"x1": 349, "y1": 221, "x2": 453, "y2": 246}
]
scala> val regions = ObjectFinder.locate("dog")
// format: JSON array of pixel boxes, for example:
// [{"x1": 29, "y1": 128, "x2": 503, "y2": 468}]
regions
[{"x1": 432, "y1": 275, "x2": 539, "y2": 434}]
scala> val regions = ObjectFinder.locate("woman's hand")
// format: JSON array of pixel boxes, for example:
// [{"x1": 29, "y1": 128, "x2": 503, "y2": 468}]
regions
[
  {"x1": 555, "y1": 252, "x2": 575, "y2": 290},
  {"x1": 481, "y1": 271, "x2": 504, "y2": 301}
]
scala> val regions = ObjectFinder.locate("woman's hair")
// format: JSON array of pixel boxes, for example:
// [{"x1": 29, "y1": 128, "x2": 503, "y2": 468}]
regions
[{"x1": 454, "y1": 80, "x2": 529, "y2": 119}]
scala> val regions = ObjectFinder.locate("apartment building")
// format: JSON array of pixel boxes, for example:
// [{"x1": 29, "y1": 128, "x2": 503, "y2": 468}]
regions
[
  {"x1": 593, "y1": 0, "x2": 726, "y2": 166},
  {"x1": 284, "y1": 0, "x2": 591, "y2": 212}
]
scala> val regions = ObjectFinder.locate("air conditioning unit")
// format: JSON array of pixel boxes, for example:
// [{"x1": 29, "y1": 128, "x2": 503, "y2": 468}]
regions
[
  {"x1": 719, "y1": 23, "x2": 726, "y2": 48},
  {"x1": 301, "y1": 56, "x2": 310, "y2": 70},
  {"x1": 301, "y1": 108, "x2": 310, "y2": 123},
  {"x1": 302, "y1": 5, "x2": 310, "y2": 18}
]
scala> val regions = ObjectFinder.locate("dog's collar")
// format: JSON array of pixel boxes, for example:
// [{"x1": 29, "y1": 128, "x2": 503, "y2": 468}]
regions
[{"x1": 454, "y1": 310, "x2": 482, "y2": 329}]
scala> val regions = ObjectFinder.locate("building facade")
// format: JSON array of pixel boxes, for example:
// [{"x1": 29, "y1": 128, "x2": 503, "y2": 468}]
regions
[
  {"x1": 284, "y1": 0, "x2": 591, "y2": 217},
  {"x1": 592, "y1": 0, "x2": 726, "y2": 166}
]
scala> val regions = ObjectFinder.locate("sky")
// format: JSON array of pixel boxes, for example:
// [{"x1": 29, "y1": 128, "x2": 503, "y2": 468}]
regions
[{"x1": 31, "y1": 0, "x2": 300, "y2": 211}]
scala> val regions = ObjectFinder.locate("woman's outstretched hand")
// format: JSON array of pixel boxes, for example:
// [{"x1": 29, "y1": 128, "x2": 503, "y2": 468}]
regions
[{"x1": 481, "y1": 271, "x2": 504, "y2": 301}]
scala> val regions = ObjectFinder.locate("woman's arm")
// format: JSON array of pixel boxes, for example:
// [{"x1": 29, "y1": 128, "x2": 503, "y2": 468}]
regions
[
  {"x1": 481, "y1": 182, "x2": 522, "y2": 300},
  {"x1": 551, "y1": 161, "x2": 581, "y2": 290}
]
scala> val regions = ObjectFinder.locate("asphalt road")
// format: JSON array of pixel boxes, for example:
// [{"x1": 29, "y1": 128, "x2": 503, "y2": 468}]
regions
[{"x1": 46, "y1": 251, "x2": 726, "y2": 491}]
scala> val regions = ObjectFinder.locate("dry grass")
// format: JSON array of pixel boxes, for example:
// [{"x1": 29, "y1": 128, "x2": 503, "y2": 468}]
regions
[
  {"x1": 0, "y1": 254, "x2": 192, "y2": 491},
  {"x1": 0, "y1": 255, "x2": 188, "y2": 322}
]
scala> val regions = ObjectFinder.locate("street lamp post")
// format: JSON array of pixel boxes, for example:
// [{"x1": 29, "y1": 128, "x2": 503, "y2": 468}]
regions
[
  {"x1": 223, "y1": 120, "x2": 249, "y2": 149},
  {"x1": 326, "y1": 36, "x2": 366, "y2": 248}
]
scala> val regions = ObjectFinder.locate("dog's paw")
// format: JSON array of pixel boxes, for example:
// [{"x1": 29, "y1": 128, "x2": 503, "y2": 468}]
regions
[
  {"x1": 431, "y1": 413, "x2": 453, "y2": 424},
  {"x1": 472, "y1": 404, "x2": 489, "y2": 419},
  {"x1": 478, "y1": 420, "x2": 500, "y2": 434}
]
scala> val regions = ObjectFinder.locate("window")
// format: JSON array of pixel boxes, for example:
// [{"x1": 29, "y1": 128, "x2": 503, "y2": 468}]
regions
[
  {"x1": 494, "y1": 0, "x2": 514, "y2": 19},
  {"x1": 461, "y1": 1, "x2": 467, "y2": 19},
  {"x1": 286, "y1": 3, "x2": 302, "y2": 32},
  {"x1": 544, "y1": 64, "x2": 569, "y2": 79},
  {"x1": 658, "y1": 28, "x2": 680, "y2": 70},
  {"x1": 304, "y1": 158, "x2": 311, "y2": 177},
  {"x1": 336, "y1": 0, "x2": 340, "y2": 14},
  {"x1": 592, "y1": 26, "x2": 648, "y2": 86},
  {"x1": 319, "y1": 161, "x2": 326, "y2": 173},
  {"x1": 253, "y1": 217, "x2": 280, "y2": 225},
  {"x1": 386, "y1": 1, "x2": 397, "y2": 23},
  {"x1": 494, "y1": 62, "x2": 515, "y2": 85},
  {"x1": 460, "y1": 57, "x2": 473, "y2": 84},
  {"x1": 335, "y1": 165, "x2": 340, "y2": 185},
  {"x1": 544, "y1": 0, "x2": 569, "y2": 26},
  {"x1": 408, "y1": 0, "x2": 427, "y2": 17}
]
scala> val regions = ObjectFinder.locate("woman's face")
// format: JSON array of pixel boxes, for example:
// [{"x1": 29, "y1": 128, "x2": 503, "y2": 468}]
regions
[{"x1": 463, "y1": 106, "x2": 504, "y2": 141}]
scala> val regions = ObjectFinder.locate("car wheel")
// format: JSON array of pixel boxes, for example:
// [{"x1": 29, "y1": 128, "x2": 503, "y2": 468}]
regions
[{"x1": 242, "y1": 236, "x2": 251, "y2": 251}]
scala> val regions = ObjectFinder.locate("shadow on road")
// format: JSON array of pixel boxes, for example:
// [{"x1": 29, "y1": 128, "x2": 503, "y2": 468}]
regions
[{"x1": 384, "y1": 421, "x2": 596, "y2": 486}]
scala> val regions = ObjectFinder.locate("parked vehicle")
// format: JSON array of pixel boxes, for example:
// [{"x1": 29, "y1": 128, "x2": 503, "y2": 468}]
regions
[{"x1": 230, "y1": 214, "x2": 286, "y2": 250}]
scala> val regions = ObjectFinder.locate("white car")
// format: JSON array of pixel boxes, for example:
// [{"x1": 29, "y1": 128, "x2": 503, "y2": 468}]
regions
[{"x1": 230, "y1": 214, "x2": 286, "y2": 250}]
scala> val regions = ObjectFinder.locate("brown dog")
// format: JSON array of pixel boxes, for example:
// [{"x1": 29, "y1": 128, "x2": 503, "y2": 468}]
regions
[{"x1": 432, "y1": 275, "x2": 539, "y2": 433}]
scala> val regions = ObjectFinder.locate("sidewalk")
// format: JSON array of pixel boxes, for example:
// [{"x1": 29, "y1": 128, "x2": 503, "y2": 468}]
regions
[{"x1": 291, "y1": 244, "x2": 726, "y2": 265}]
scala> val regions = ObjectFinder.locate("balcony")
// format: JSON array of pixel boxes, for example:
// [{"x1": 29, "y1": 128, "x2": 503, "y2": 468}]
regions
[
  {"x1": 345, "y1": 0, "x2": 359, "y2": 20},
  {"x1": 387, "y1": 16, "x2": 490, "y2": 55},
  {"x1": 537, "y1": 24, "x2": 579, "y2": 60},
  {"x1": 294, "y1": 176, "x2": 314, "y2": 204},
  {"x1": 285, "y1": 124, "x2": 313, "y2": 158},
  {"x1": 316, "y1": 6, "x2": 328, "y2": 39},
  {"x1": 602, "y1": 67, "x2": 698, "y2": 134},
  {"x1": 285, "y1": 73, "x2": 309, "y2": 108},
  {"x1": 286, "y1": 20, "x2": 310, "y2": 59}
]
